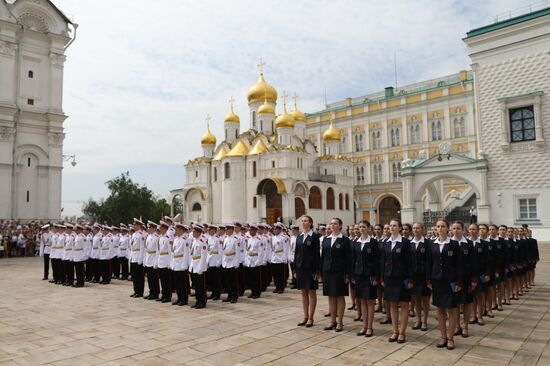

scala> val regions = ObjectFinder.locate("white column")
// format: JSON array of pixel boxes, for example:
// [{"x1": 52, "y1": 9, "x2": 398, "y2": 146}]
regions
[
  {"x1": 383, "y1": 152, "x2": 390, "y2": 183},
  {"x1": 422, "y1": 110, "x2": 429, "y2": 142},
  {"x1": 401, "y1": 113, "x2": 408, "y2": 145},
  {"x1": 443, "y1": 109, "x2": 451, "y2": 139}
]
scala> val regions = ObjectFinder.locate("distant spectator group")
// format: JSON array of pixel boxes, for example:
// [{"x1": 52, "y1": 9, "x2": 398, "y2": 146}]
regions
[{"x1": 0, "y1": 220, "x2": 45, "y2": 258}]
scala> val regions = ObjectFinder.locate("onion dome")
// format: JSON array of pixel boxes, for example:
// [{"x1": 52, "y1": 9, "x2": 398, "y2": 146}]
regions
[
  {"x1": 226, "y1": 140, "x2": 249, "y2": 157},
  {"x1": 213, "y1": 145, "x2": 229, "y2": 161},
  {"x1": 291, "y1": 102, "x2": 306, "y2": 122},
  {"x1": 247, "y1": 73, "x2": 277, "y2": 104},
  {"x1": 323, "y1": 120, "x2": 341, "y2": 142},
  {"x1": 258, "y1": 100, "x2": 275, "y2": 115},
  {"x1": 200, "y1": 125, "x2": 216, "y2": 145},
  {"x1": 275, "y1": 98, "x2": 295, "y2": 129}
]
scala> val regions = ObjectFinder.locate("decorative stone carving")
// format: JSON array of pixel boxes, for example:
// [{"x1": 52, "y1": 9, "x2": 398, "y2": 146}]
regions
[
  {"x1": 418, "y1": 149, "x2": 427, "y2": 160},
  {"x1": 0, "y1": 127, "x2": 16, "y2": 141},
  {"x1": 50, "y1": 53, "x2": 66, "y2": 66},
  {"x1": 0, "y1": 40, "x2": 18, "y2": 56},
  {"x1": 438, "y1": 141, "x2": 451, "y2": 155},
  {"x1": 18, "y1": 13, "x2": 49, "y2": 33},
  {"x1": 48, "y1": 132, "x2": 65, "y2": 146}
]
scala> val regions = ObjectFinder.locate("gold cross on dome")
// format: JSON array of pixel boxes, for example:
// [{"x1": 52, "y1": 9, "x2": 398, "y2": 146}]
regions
[
  {"x1": 282, "y1": 90, "x2": 288, "y2": 106},
  {"x1": 228, "y1": 96, "x2": 235, "y2": 111},
  {"x1": 293, "y1": 93, "x2": 299, "y2": 107},
  {"x1": 205, "y1": 113, "x2": 212, "y2": 128},
  {"x1": 257, "y1": 57, "x2": 266, "y2": 75}
]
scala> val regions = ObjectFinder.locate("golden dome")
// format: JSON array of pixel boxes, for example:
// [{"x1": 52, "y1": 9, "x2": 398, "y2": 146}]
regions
[
  {"x1": 275, "y1": 101, "x2": 295, "y2": 129},
  {"x1": 323, "y1": 120, "x2": 341, "y2": 142},
  {"x1": 249, "y1": 139, "x2": 268, "y2": 155},
  {"x1": 258, "y1": 100, "x2": 275, "y2": 115},
  {"x1": 200, "y1": 125, "x2": 216, "y2": 145},
  {"x1": 224, "y1": 108, "x2": 240, "y2": 124},
  {"x1": 291, "y1": 102, "x2": 306, "y2": 122},
  {"x1": 247, "y1": 73, "x2": 277, "y2": 104},
  {"x1": 226, "y1": 140, "x2": 249, "y2": 157},
  {"x1": 213, "y1": 145, "x2": 229, "y2": 161}
]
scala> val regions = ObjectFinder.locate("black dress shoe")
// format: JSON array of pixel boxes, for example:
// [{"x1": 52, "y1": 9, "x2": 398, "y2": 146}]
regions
[
  {"x1": 134, "y1": 294, "x2": 143, "y2": 298},
  {"x1": 148, "y1": 296, "x2": 159, "y2": 301},
  {"x1": 212, "y1": 296, "x2": 220, "y2": 300},
  {"x1": 42, "y1": 277, "x2": 48, "y2": 280},
  {"x1": 178, "y1": 301, "x2": 188, "y2": 306},
  {"x1": 248, "y1": 294, "x2": 255, "y2": 298},
  {"x1": 130, "y1": 293, "x2": 137, "y2": 298},
  {"x1": 161, "y1": 298, "x2": 171, "y2": 303},
  {"x1": 222, "y1": 298, "x2": 231, "y2": 302},
  {"x1": 195, "y1": 304, "x2": 206, "y2": 309},
  {"x1": 156, "y1": 297, "x2": 164, "y2": 302},
  {"x1": 230, "y1": 299, "x2": 237, "y2": 303}
]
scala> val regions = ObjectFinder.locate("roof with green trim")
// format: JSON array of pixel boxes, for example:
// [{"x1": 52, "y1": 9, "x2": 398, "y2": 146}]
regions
[{"x1": 465, "y1": 6, "x2": 550, "y2": 38}]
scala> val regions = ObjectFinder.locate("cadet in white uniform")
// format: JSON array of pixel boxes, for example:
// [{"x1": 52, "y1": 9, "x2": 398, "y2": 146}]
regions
[
  {"x1": 39, "y1": 224, "x2": 51, "y2": 280},
  {"x1": 84, "y1": 225, "x2": 93, "y2": 282},
  {"x1": 63, "y1": 224, "x2": 75, "y2": 286},
  {"x1": 143, "y1": 221, "x2": 160, "y2": 300},
  {"x1": 222, "y1": 224, "x2": 239, "y2": 303},
  {"x1": 129, "y1": 218, "x2": 146, "y2": 298},
  {"x1": 271, "y1": 223, "x2": 290, "y2": 294},
  {"x1": 206, "y1": 224, "x2": 223, "y2": 300},
  {"x1": 49, "y1": 225, "x2": 60, "y2": 284},
  {"x1": 99, "y1": 226, "x2": 113, "y2": 284},
  {"x1": 171, "y1": 223, "x2": 191, "y2": 306},
  {"x1": 118, "y1": 224, "x2": 130, "y2": 280},
  {"x1": 72, "y1": 224, "x2": 87, "y2": 287},
  {"x1": 110, "y1": 227, "x2": 121, "y2": 279},
  {"x1": 91, "y1": 224, "x2": 103, "y2": 283},
  {"x1": 190, "y1": 224, "x2": 208, "y2": 308},
  {"x1": 157, "y1": 221, "x2": 173, "y2": 303},
  {"x1": 245, "y1": 224, "x2": 263, "y2": 298}
]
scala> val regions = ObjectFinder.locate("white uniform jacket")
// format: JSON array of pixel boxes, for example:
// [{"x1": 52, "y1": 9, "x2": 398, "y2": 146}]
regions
[
  {"x1": 72, "y1": 233, "x2": 87, "y2": 262},
  {"x1": 39, "y1": 232, "x2": 51, "y2": 256},
  {"x1": 99, "y1": 233, "x2": 112, "y2": 260},
  {"x1": 207, "y1": 234, "x2": 223, "y2": 268},
  {"x1": 62, "y1": 233, "x2": 73, "y2": 261},
  {"x1": 143, "y1": 233, "x2": 159, "y2": 268},
  {"x1": 129, "y1": 231, "x2": 146, "y2": 264},
  {"x1": 245, "y1": 235, "x2": 262, "y2": 267},
  {"x1": 271, "y1": 234, "x2": 289, "y2": 264},
  {"x1": 222, "y1": 234, "x2": 239, "y2": 269},
  {"x1": 118, "y1": 234, "x2": 129, "y2": 259},
  {"x1": 170, "y1": 234, "x2": 191, "y2": 271},
  {"x1": 156, "y1": 234, "x2": 172, "y2": 269},
  {"x1": 189, "y1": 236, "x2": 208, "y2": 274}
]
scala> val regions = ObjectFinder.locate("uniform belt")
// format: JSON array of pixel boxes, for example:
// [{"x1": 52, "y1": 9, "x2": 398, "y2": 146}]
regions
[
  {"x1": 173, "y1": 254, "x2": 183, "y2": 258},
  {"x1": 119, "y1": 248, "x2": 127, "y2": 251},
  {"x1": 132, "y1": 249, "x2": 140, "y2": 252},
  {"x1": 146, "y1": 250, "x2": 156, "y2": 254},
  {"x1": 224, "y1": 252, "x2": 236, "y2": 256},
  {"x1": 274, "y1": 250, "x2": 284, "y2": 254},
  {"x1": 248, "y1": 253, "x2": 258, "y2": 257},
  {"x1": 101, "y1": 248, "x2": 109, "y2": 250},
  {"x1": 65, "y1": 248, "x2": 72, "y2": 251},
  {"x1": 159, "y1": 252, "x2": 169, "y2": 255},
  {"x1": 73, "y1": 248, "x2": 83, "y2": 251},
  {"x1": 192, "y1": 256, "x2": 201, "y2": 260},
  {"x1": 208, "y1": 251, "x2": 219, "y2": 255},
  {"x1": 92, "y1": 247, "x2": 99, "y2": 249}
]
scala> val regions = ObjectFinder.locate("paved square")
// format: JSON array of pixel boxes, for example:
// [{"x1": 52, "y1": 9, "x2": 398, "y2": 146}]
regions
[{"x1": 1, "y1": 246, "x2": 549, "y2": 366}]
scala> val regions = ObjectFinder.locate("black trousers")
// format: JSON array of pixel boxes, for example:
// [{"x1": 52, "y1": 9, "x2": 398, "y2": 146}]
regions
[
  {"x1": 57, "y1": 258, "x2": 65, "y2": 283},
  {"x1": 52, "y1": 258, "x2": 60, "y2": 282},
  {"x1": 145, "y1": 266, "x2": 159, "y2": 297},
  {"x1": 112, "y1": 256, "x2": 120, "y2": 278},
  {"x1": 223, "y1": 267, "x2": 238, "y2": 300},
  {"x1": 261, "y1": 264, "x2": 271, "y2": 290},
  {"x1": 247, "y1": 266, "x2": 261, "y2": 296},
  {"x1": 85, "y1": 259, "x2": 94, "y2": 281},
  {"x1": 290, "y1": 262, "x2": 296, "y2": 285},
  {"x1": 100, "y1": 259, "x2": 111, "y2": 284},
  {"x1": 207, "y1": 267, "x2": 221, "y2": 297},
  {"x1": 74, "y1": 261, "x2": 85, "y2": 286},
  {"x1": 158, "y1": 267, "x2": 172, "y2": 300},
  {"x1": 130, "y1": 262, "x2": 145, "y2": 296},
  {"x1": 64, "y1": 260, "x2": 74, "y2": 285},
  {"x1": 191, "y1": 272, "x2": 207, "y2": 305},
  {"x1": 238, "y1": 264, "x2": 246, "y2": 295},
  {"x1": 119, "y1": 257, "x2": 129, "y2": 279},
  {"x1": 272, "y1": 262, "x2": 286, "y2": 291},
  {"x1": 43, "y1": 253, "x2": 50, "y2": 279},
  {"x1": 174, "y1": 270, "x2": 189, "y2": 303}
]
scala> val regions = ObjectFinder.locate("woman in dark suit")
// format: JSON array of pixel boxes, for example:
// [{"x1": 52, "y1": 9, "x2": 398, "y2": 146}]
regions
[
  {"x1": 410, "y1": 222, "x2": 431, "y2": 332},
  {"x1": 321, "y1": 217, "x2": 351, "y2": 332},
  {"x1": 295, "y1": 215, "x2": 320, "y2": 328},
  {"x1": 427, "y1": 218, "x2": 462, "y2": 350},
  {"x1": 351, "y1": 220, "x2": 379, "y2": 337},
  {"x1": 380, "y1": 218, "x2": 414, "y2": 343}
]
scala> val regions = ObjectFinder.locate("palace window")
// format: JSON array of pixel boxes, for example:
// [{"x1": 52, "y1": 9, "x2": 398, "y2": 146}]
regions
[
  {"x1": 309, "y1": 186, "x2": 322, "y2": 209},
  {"x1": 454, "y1": 117, "x2": 465, "y2": 138},
  {"x1": 354, "y1": 133, "x2": 363, "y2": 152},
  {"x1": 391, "y1": 127, "x2": 400, "y2": 147},
  {"x1": 356, "y1": 166, "x2": 365, "y2": 185},
  {"x1": 391, "y1": 162, "x2": 402, "y2": 182},
  {"x1": 28, "y1": 70, "x2": 34, "y2": 78},
  {"x1": 192, "y1": 203, "x2": 201, "y2": 211},
  {"x1": 518, "y1": 197, "x2": 537, "y2": 220},
  {"x1": 373, "y1": 164, "x2": 383, "y2": 184},
  {"x1": 345, "y1": 194, "x2": 350, "y2": 210},
  {"x1": 326, "y1": 187, "x2": 335, "y2": 210},
  {"x1": 339, "y1": 136, "x2": 347, "y2": 153},
  {"x1": 431, "y1": 121, "x2": 442, "y2": 141},
  {"x1": 510, "y1": 106, "x2": 535, "y2": 142},
  {"x1": 410, "y1": 123, "x2": 421, "y2": 144},
  {"x1": 27, "y1": 99, "x2": 34, "y2": 105},
  {"x1": 371, "y1": 130, "x2": 381, "y2": 149},
  {"x1": 339, "y1": 193, "x2": 343, "y2": 210}
]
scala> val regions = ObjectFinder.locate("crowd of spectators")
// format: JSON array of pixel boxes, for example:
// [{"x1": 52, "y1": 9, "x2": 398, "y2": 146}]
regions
[{"x1": 0, "y1": 220, "x2": 46, "y2": 258}]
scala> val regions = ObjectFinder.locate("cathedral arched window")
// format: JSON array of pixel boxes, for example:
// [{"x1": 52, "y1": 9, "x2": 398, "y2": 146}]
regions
[
  {"x1": 345, "y1": 194, "x2": 350, "y2": 210},
  {"x1": 309, "y1": 186, "x2": 322, "y2": 209},
  {"x1": 252, "y1": 161, "x2": 257, "y2": 177},
  {"x1": 354, "y1": 133, "x2": 363, "y2": 152},
  {"x1": 224, "y1": 162, "x2": 230, "y2": 179},
  {"x1": 392, "y1": 162, "x2": 401, "y2": 182},
  {"x1": 252, "y1": 111, "x2": 256, "y2": 130},
  {"x1": 339, "y1": 136, "x2": 346, "y2": 153},
  {"x1": 326, "y1": 187, "x2": 335, "y2": 210},
  {"x1": 410, "y1": 123, "x2": 421, "y2": 144},
  {"x1": 339, "y1": 193, "x2": 343, "y2": 210},
  {"x1": 432, "y1": 121, "x2": 442, "y2": 141},
  {"x1": 391, "y1": 127, "x2": 400, "y2": 147},
  {"x1": 213, "y1": 167, "x2": 217, "y2": 182},
  {"x1": 192, "y1": 203, "x2": 201, "y2": 211}
]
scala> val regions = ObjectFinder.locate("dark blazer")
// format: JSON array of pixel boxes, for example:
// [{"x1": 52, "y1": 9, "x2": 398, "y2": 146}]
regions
[
  {"x1": 459, "y1": 239, "x2": 478, "y2": 283},
  {"x1": 426, "y1": 239, "x2": 462, "y2": 283},
  {"x1": 475, "y1": 239, "x2": 490, "y2": 277},
  {"x1": 321, "y1": 235, "x2": 351, "y2": 274},
  {"x1": 351, "y1": 237, "x2": 379, "y2": 278},
  {"x1": 493, "y1": 237, "x2": 507, "y2": 274},
  {"x1": 411, "y1": 237, "x2": 430, "y2": 275},
  {"x1": 483, "y1": 238, "x2": 495, "y2": 277},
  {"x1": 294, "y1": 231, "x2": 320, "y2": 271},
  {"x1": 380, "y1": 236, "x2": 413, "y2": 280}
]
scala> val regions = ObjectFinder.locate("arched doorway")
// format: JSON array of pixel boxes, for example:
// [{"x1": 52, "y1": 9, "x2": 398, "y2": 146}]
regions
[
  {"x1": 378, "y1": 196, "x2": 401, "y2": 225},
  {"x1": 295, "y1": 197, "x2": 305, "y2": 219},
  {"x1": 257, "y1": 179, "x2": 283, "y2": 224}
]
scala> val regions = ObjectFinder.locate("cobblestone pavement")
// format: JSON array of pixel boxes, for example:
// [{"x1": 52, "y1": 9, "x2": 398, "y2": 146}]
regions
[{"x1": 0, "y1": 246, "x2": 549, "y2": 365}]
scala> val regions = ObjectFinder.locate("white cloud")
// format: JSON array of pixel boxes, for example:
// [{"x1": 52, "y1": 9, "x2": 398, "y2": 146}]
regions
[{"x1": 53, "y1": 0, "x2": 534, "y2": 215}]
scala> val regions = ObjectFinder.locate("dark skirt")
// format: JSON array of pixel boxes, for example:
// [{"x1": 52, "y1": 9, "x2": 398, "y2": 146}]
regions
[
  {"x1": 355, "y1": 276, "x2": 377, "y2": 300},
  {"x1": 432, "y1": 279, "x2": 457, "y2": 308},
  {"x1": 322, "y1": 270, "x2": 348, "y2": 297},
  {"x1": 383, "y1": 276, "x2": 411, "y2": 302},
  {"x1": 457, "y1": 277, "x2": 474, "y2": 304},
  {"x1": 296, "y1": 268, "x2": 318, "y2": 291},
  {"x1": 411, "y1": 273, "x2": 431, "y2": 297}
]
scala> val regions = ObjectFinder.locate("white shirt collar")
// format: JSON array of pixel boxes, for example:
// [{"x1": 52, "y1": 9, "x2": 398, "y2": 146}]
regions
[
  {"x1": 453, "y1": 236, "x2": 468, "y2": 244},
  {"x1": 390, "y1": 234, "x2": 402, "y2": 243},
  {"x1": 434, "y1": 237, "x2": 450, "y2": 245},
  {"x1": 358, "y1": 235, "x2": 371, "y2": 244},
  {"x1": 411, "y1": 236, "x2": 424, "y2": 244},
  {"x1": 330, "y1": 233, "x2": 343, "y2": 239}
]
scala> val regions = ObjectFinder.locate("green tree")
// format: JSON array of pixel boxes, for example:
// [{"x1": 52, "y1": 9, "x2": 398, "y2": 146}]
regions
[{"x1": 82, "y1": 172, "x2": 169, "y2": 225}]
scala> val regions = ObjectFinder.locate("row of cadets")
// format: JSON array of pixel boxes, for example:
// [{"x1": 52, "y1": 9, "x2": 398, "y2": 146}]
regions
[
  {"x1": 206, "y1": 224, "x2": 223, "y2": 300},
  {"x1": 143, "y1": 221, "x2": 160, "y2": 300},
  {"x1": 259, "y1": 223, "x2": 272, "y2": 292},
  {"x1": 222, "y1": 224, "x2": 240, "y2": 303},
  {"x1": 89, "y1": 224, "x2": 104, "y2": 283},
  {"x1": 109, "y1": 226, "x2": 120, "y2": 279},
  {"x1": 189, "y1": 223, "x2": 209, "y2": 308},
  {"x1": 117, "y1": 224, "x2": 130, "y2": 280},
  {"x1": 99, "y1": 225, "x2": 113, "y2": 284},
  {"x1": 39, "y1": 224, "x2": 52, "y2": 280},
  {"x1": 84, "y1": 224, "x2": 94, "y2": 281},
  {"x1": 245, "y1": 223, "x2": 263, "y2": 298},
  {"x1": 157, "y1": 220, "x2": 173, "y2": 303},
  {"x1": 49, "y1": 224, "x2": 63, "y2": 284},
  {"x1": 129, "y1": 218, "x2": 147, "y2": 298},
  {"x1": 271, "y1": 222, "x2": 290, "y2": 293},
  {"x1": 171, "y1": 223, "x2": 191, "y2": 305}
]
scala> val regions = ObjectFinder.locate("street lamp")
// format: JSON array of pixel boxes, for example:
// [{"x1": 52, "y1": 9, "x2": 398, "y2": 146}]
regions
[{"x1": 63, "y1": 154, "x2": 77, "y2": 167}]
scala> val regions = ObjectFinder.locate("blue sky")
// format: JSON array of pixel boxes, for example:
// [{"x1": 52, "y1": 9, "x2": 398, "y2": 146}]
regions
[{"x1": 55, "y1": 0, "x2": 534, "y2": 216}]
